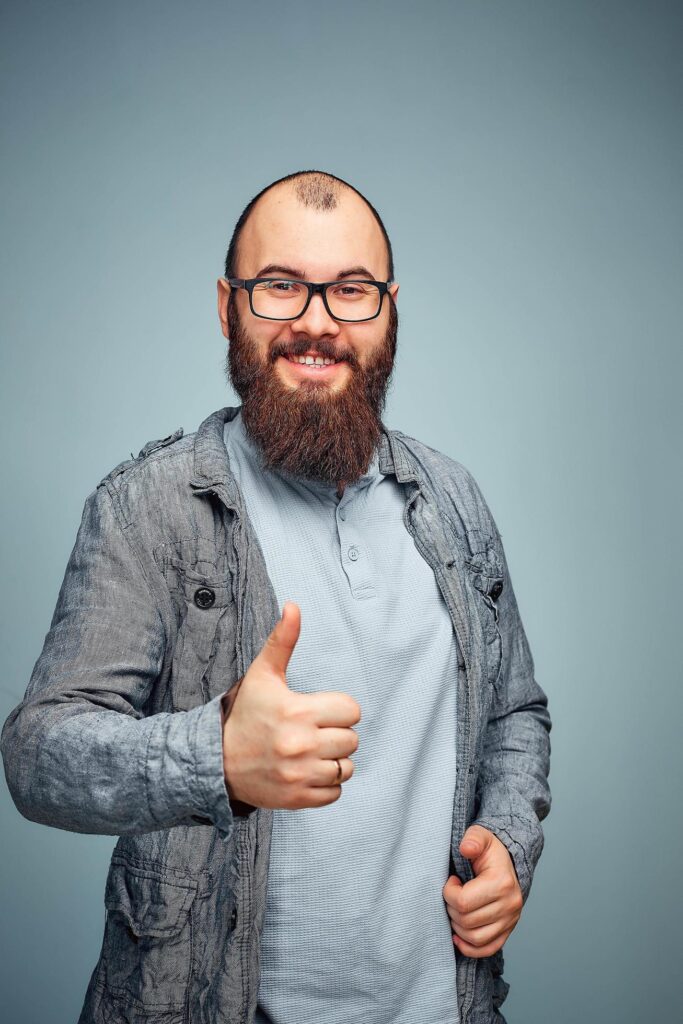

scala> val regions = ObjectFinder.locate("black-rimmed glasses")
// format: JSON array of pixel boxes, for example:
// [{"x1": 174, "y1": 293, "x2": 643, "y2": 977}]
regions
[{"x1": 227, "y1": 277, "x2": 393, "y2": 322}]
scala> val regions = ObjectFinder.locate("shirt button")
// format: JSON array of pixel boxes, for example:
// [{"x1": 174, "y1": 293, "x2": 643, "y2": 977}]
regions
[{"x1": 348, "y1": 546, "x2": 359, "y2": 561}]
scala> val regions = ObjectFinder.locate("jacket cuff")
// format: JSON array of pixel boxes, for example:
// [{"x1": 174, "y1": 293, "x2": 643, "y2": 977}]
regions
[
  {"x1": 470, "y1": 814, "x2": 544, "y2": 905},
  {"x1": 219, "y1": 682, "x2": 258, "y2": 818},
  {"x1": 187, "y1": 693, "x2": 237, "y2": 838},
  {"x1": 144, "y1": 684, "x2": 258, "y2": 835},
  {"x1": 189, "y1": 691, "x2": 257, "y2": 835}
]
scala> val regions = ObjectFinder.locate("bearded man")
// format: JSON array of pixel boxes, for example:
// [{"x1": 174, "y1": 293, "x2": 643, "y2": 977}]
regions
[{"x1": 1, "y1": 169, "x2": 552, "y2": 1024}]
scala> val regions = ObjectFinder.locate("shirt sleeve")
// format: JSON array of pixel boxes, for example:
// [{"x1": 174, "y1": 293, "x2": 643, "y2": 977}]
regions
[
  {"x1": 0, "y1": 481, "x2": 239, "y2": 842},
  {"x1": 470, "y1": 510, "x2": 553, "y2": 904}
]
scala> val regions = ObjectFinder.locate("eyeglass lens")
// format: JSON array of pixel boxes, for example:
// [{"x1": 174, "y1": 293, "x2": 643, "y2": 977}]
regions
[{"x1": 251, "y1": 280, "x2": 381, "y2": 321}]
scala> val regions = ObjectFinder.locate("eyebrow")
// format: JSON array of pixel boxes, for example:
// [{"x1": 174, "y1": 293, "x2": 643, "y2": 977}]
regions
[{"x1": 254, "y1": 263, "x2": 378, "y2": 281}]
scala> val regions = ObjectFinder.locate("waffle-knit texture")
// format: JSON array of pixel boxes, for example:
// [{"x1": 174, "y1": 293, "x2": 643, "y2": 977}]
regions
[{"x1": 224, "y1": 411, "x2": 460, "y2": 1024}]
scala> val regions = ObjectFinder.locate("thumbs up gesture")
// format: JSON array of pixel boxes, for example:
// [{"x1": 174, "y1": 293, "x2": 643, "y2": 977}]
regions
[
  {"x1": 442, "y1": 825, "x2": 523, "y2": 958},
  {"x1": 221, "y1": 602, "x2": 362, "y2": 811}
]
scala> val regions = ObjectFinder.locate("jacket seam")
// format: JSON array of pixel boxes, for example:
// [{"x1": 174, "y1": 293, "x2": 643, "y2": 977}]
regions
[
  {"x1": 101, "y1": 479, "x2": 168, "y2": 651},
  {"x1": 107, "y1": 446, "x2": 192, "y2": 490}
]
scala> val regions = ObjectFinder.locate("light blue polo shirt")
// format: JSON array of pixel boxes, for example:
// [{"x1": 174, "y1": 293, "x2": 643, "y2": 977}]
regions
[{"x1": 224, "y1": 410, "x2": 460, "y2": 1024}]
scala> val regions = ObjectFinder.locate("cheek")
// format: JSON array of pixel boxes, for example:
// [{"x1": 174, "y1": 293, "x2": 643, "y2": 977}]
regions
[
  {"x1": 250, "y1": 321, "x2": 286, "y2": 356},
  {"x1": 342, "y1": 323, "x2": 379, "y2": 359}
]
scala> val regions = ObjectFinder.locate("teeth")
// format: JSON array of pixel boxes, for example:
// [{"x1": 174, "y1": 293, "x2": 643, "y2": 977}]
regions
[{"x1": 289, "y1": 355, "x2": 338, "y2": 365}]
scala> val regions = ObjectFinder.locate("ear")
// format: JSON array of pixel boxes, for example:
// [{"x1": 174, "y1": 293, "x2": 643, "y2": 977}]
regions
[
  {"x1": 389, "y1": 282, "x2": 400, "y2": 304},
  {"x1": 217, "y1": 278, "x2": 231, "y2": 338}
]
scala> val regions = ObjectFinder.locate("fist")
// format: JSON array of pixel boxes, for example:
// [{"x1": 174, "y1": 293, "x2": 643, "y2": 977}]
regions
[
  {"x1": 221, "y1": 602, "x2": 362, "y2": 811},
  {"x1": 443, "y1": 825, "x2": 523, "y2": 958}
]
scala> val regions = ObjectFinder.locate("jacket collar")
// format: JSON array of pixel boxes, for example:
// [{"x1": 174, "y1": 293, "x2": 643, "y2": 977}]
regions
[{"x1": 189, "y1": 405, "x2": 421, "y2": 498}]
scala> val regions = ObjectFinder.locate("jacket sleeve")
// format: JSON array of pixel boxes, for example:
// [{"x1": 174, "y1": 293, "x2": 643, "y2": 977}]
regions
[
  {"x1": 470, "y1": 513, "x2": 552, "y2": 905},
  {"x1": 0, "y1": 481, "x2": 238, "y2": 842}
]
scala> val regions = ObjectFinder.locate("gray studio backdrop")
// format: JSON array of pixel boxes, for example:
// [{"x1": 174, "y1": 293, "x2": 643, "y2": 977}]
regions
[{"x1": 1, "y1": 2, "x2": 680, "y2": 1022}]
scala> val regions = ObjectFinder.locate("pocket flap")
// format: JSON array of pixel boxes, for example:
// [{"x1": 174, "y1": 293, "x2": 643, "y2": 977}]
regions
[
  {"x1": 104, "y1": 860, "x2": 197, "y2": 939},
  {"x1": 464, "y1": 545, "x2": 505, "y2": 601}
]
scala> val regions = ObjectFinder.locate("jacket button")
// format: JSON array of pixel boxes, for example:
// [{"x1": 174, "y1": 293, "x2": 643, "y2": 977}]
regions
[
  {"x1": 194, "y1": 587, "x2": 216, "y2": 609},
  {"x1": 230, "y1": 907, "x2": 238, "y2": 930},
  {"x1": 490, "y1": 580, "x2": 503, "y2": 602}
]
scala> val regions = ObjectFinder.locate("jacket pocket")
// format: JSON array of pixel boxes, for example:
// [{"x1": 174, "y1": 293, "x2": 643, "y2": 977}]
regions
[
  {"x1": 103, "y1": 858, "x2": 197, "y2": 1015},
  {"x1": 464, "y1": 545, "x2": 504, "y2": 689},
  {"x1": 168, "y1": 563, "x2": 237, "y2": 712}
]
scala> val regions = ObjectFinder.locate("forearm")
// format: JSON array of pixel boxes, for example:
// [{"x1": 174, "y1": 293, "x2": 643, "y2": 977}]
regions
[
  {"x1": 1, "y1": 690, "x2": 237, "y2": 838},
  {"x1": 468, "y1": 504, "x2": 553, "y2": 902},
  {"x1": 472, "y1": 699, "x2": 552, "y2": 902}
]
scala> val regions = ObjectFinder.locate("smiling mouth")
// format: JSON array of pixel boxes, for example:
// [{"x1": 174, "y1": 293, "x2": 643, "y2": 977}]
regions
[{"x1": 278, "y1": 355, "x2": 348, "y2": 376}]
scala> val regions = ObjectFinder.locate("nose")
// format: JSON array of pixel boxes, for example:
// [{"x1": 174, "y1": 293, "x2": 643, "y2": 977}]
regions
[{"x1": 290, "y1": 291, "x2": 340, "y2": 339}]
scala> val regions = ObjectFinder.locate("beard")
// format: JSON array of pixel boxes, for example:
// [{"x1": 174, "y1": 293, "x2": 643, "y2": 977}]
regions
[{"x1": 224, "y1": 295, "x2": 398, "y2": 489}]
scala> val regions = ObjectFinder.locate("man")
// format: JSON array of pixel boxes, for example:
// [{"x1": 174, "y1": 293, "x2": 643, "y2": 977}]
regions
[{"x1": 1, "y1": 170, "x2": 552, "y2": 1024}]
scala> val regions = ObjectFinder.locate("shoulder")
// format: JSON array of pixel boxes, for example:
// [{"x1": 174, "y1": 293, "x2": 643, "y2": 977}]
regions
[
  {"x1": 95, "y1": 424, "x2": 198, "y2": 524},
  {"x1": 389, "y1": 428, "x2": 501, "y2": 546},
  {"x1": 97, "y1": 425, "x2": 191, "y2": 486}
]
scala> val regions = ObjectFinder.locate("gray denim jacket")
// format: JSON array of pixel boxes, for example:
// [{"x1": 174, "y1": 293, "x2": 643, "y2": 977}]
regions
[{"x1": 1, "y1": 405, "x2": 551, "y2": 1024}]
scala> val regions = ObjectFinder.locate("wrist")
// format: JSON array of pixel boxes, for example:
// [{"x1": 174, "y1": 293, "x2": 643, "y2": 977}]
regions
[{"x1": 221, "y1": 680, "x2": 256, "y2": 817}]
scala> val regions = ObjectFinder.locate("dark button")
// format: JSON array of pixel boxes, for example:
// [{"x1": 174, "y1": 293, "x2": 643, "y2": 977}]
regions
[
  {"x1": 191, "y1": 814, "x2": 213, "y2": 825},
  {"x1": 194, "y1": 587, "x2": 216, "y2": 609},
  {"x1": 230, "y1": 907, "x2": 238, "y2": 931},
  {"x1": 490, "y1": 580, "x2": 504, "y2": 602}
]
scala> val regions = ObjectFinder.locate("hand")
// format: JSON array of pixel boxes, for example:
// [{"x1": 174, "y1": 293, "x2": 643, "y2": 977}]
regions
[
  {"x1": 221, "y1": 602, "x2": 361, "y2": 811},
  {"x1": 442, "y1": 824, "x2": 523, "y2": 958}
]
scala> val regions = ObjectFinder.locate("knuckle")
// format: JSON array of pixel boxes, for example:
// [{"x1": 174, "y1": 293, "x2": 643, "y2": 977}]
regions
[
  {"x1": 263, "y1": 635, "x2": 280, "y2": 658},
  {"x1": 273, "y1": 732, "x2": 304, "y2": 759},
  {"x1": 274, "y1": 762, "x2": 299, "y2": 785},
  {"x1": 283, "y1": 698, "x2": 309, "y2": 723}
]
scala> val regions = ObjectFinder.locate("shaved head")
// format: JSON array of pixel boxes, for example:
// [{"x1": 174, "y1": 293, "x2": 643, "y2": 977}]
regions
[{"x1": 224, "y1": 169, "x2": 394, "y2": 281}]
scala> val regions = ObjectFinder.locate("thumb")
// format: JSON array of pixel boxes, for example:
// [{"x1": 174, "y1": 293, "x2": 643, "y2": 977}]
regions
[
  {"x1": 459, "y1": 824, "x2": 492, "y2": 861},
  {"x1": 256, "y1": 601, "x2": 301, "y2": 680}
]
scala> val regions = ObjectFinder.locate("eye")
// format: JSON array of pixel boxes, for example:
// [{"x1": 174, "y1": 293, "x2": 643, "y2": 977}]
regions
[
  {"x1": 253, "y1": 279, "x2": 306, "y2": 300},
  {"x1": 331, "y1": 282, "x2": 373, "y2": 300},
  {"x1": 270, "y1": 280, "x2": 301, "y2": 293}
]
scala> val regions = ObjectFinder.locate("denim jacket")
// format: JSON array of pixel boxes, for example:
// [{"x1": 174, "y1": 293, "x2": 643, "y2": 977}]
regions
[{"x1": 1, "y1": 405, "x2": 551, "y2": 1024}]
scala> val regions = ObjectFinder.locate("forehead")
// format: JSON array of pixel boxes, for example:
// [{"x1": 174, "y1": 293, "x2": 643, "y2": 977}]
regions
[{"x1": 238, "y1": 185, "x2": 389, "y2": 279}]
